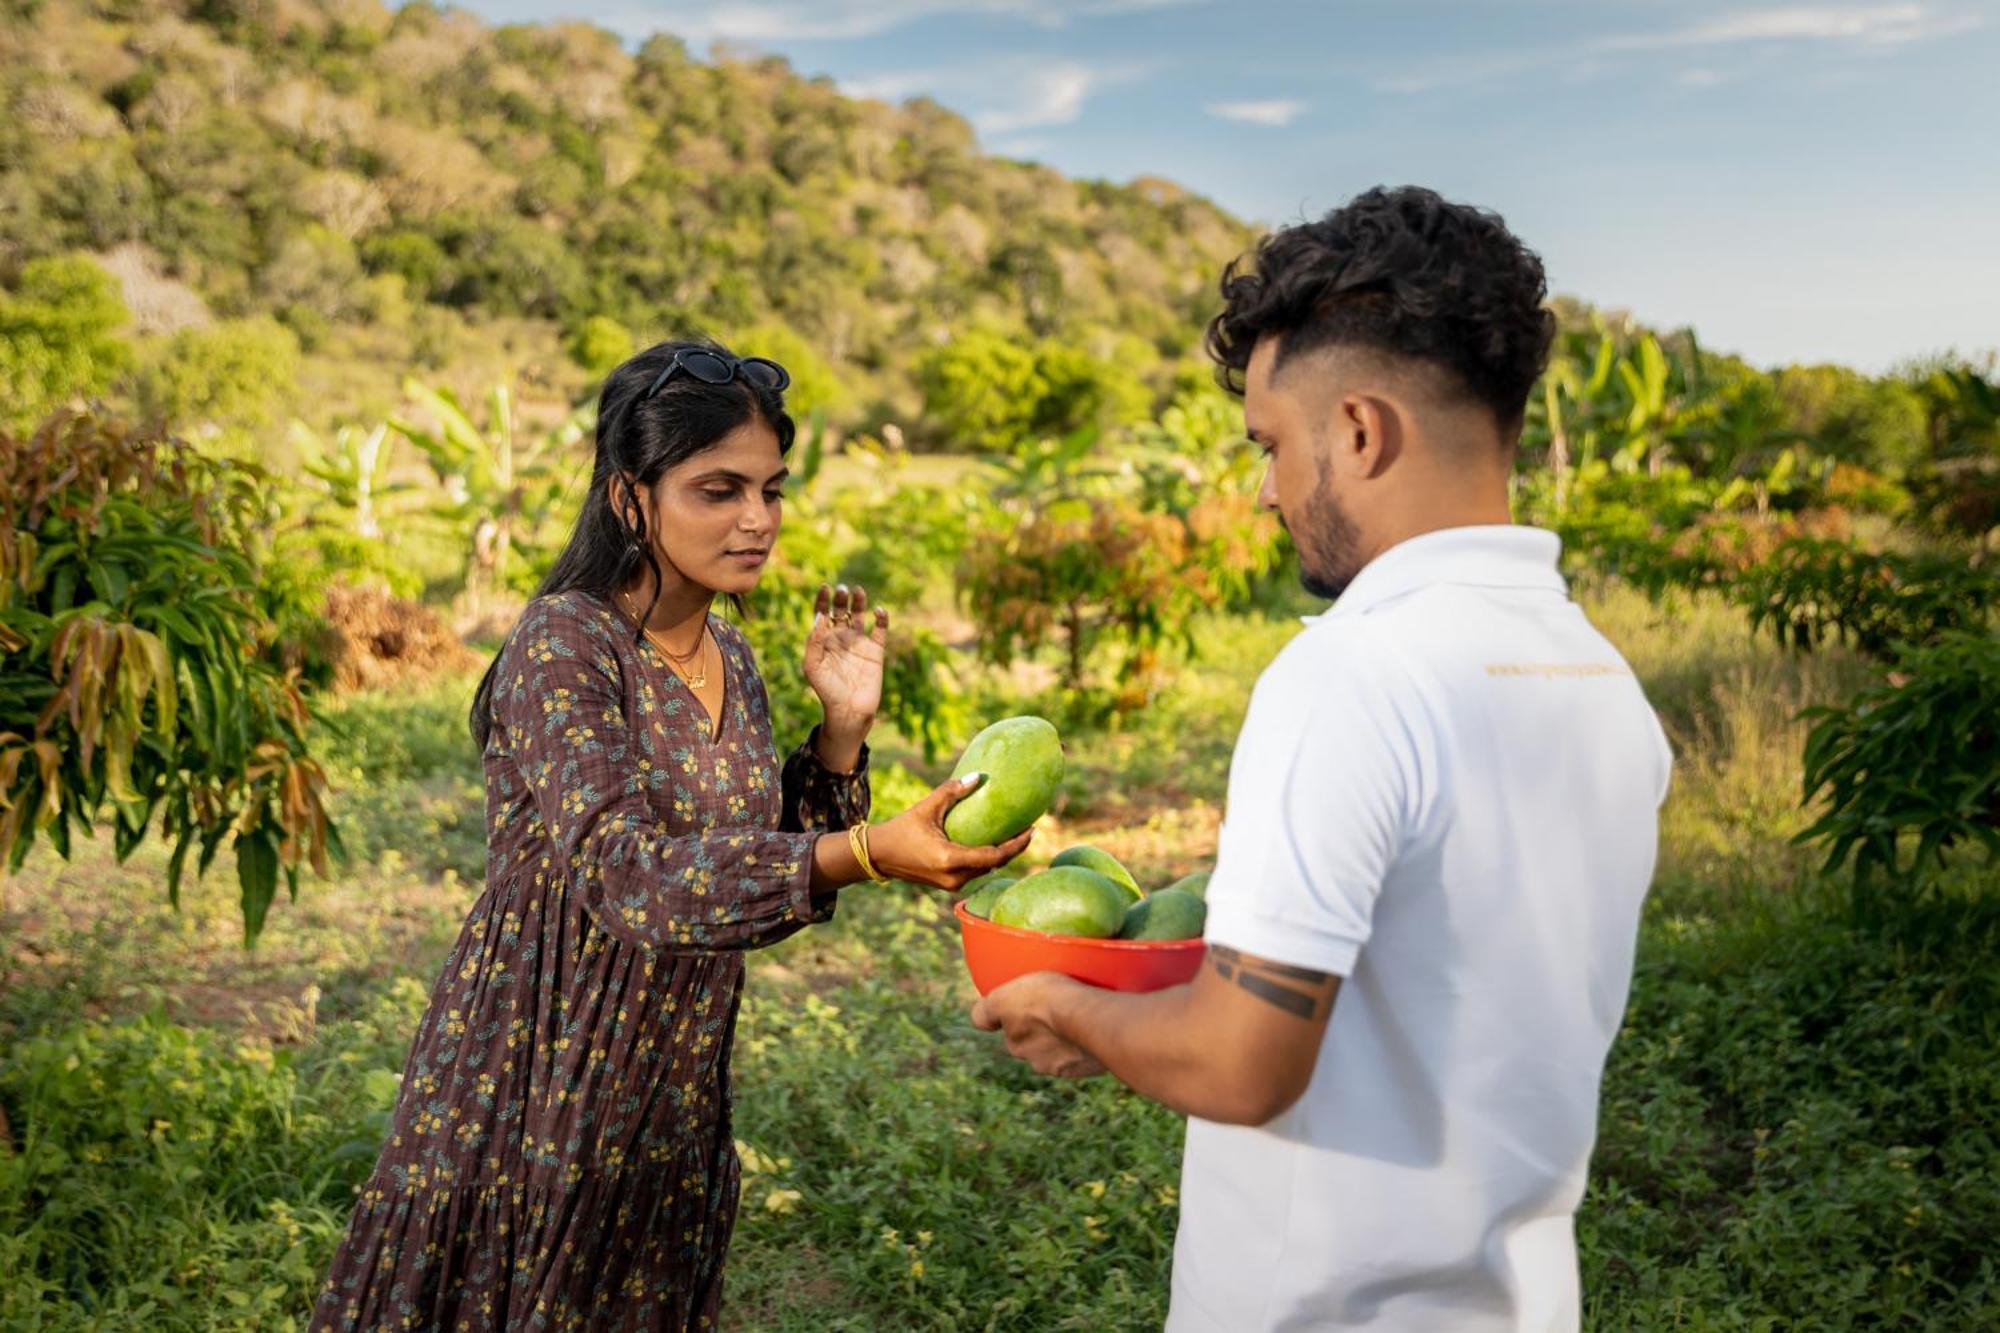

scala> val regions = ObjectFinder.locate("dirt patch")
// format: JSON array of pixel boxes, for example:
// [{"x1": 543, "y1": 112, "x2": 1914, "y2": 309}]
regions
[
  {"x1": 1040, "y1": 801, "x2": 1222, "y2": 886},
  {"x1": 0, "y1": 838, "x2": 466, "y2": 1041},
  {"x1": 322, "y1": 583, "x2": 481, "y2": 691}
]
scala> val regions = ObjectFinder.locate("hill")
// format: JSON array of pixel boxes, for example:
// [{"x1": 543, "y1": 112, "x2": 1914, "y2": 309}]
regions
[{"x1": 0, "y1": 0, "x2": 1249, "y2": 431}]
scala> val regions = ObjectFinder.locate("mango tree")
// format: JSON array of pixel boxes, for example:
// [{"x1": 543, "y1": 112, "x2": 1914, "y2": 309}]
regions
[
  {"x1": 960, "y1": 422, "x2": 1225, "y2": 704},
  {"x1": 1799, "y1": 629, "x2": 1999, "y2": 905},
  {"x1": 1735, "y1": 538, "x2": 1998, "y2": 662},
  {"x1": 0, "y1": 411, "x2": 336, "y2": 943}
]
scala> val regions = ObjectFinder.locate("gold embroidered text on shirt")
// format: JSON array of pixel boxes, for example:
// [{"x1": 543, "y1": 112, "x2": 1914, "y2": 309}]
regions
[{"x1": 1484, "y1": 663, "x2": 1633, "y2": 678}]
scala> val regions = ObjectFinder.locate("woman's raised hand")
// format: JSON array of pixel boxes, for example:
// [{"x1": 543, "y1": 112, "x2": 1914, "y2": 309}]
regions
[
  {"x1": 866, "y1": 774, "x2": 1035, "y2": 891},
  {"x1": 804, "y1": 583, "x2": 887, "y2": 737}
]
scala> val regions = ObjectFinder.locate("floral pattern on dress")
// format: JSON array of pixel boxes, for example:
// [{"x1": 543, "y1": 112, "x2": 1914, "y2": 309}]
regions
[{"x1": 312, "y1": 590, "x2": 868, "y2": 1331}]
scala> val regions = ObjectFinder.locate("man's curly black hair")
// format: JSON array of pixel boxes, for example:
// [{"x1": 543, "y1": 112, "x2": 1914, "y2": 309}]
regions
[{"x1": 1206, "y1": 185, "x2": 1556, "y2": 435}]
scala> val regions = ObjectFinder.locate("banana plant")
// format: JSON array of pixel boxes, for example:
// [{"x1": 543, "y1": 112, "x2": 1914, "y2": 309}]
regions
[
  {"x1": 1674, "y1": 376, "x2": 1808, "y2": 496},
  {"x1": 1528, "y1": 327, "x2": 1621, "y2": 508},
  {"x1": 289, "y1": 420, "x2": 424, "y2": 539},
  {"x1": 389, "y1": 379, "x2": 595, "y2": 596},
  {"x1": 1610, "y1": 331, "x2": 1708, "y2": 475},
  {"x1": 1915, "y1": 362, "x2": 2000, "y2": 458},
  {"x1": 1537, "y1": 327, "x2": 1710, "y2": 481}
]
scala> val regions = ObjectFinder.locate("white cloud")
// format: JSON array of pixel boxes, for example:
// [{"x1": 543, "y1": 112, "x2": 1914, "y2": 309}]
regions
[
  {"x1": 597, "y1": 0, "x2": 1204, "y2": 45},
  {"x1": 977, "y1": 64, "x2": 1099, "y2": 133},
  {"x1": 841, "y1": 57, "x2": 1157, "y2": 137},
  {"x1": 1599, "y1": 4, "x2": 1984, "y2": 51},
  {"x1": 1677, "y1": 67, "x2": 1728, "y2": 86},
  {"x1": 1373, "y1": 51, "x2": 1548, "y2": 95},
  {"x1": 1205, "y1": 98, "x2": 1308, "y2": 127},
  {"x1": 1374, "y1": 3, "x2": 1984, "y2": 93}
]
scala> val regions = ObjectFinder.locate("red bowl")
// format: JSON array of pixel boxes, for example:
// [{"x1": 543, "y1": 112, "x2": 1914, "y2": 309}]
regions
[{"x1": 955, "y1": 900, "x2": 1207, "y2": 995}]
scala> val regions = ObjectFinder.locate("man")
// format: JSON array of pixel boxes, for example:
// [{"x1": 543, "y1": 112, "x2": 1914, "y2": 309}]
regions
[{"x1": 972, "y1": 186, "x2": 1673, "y2": 1331}]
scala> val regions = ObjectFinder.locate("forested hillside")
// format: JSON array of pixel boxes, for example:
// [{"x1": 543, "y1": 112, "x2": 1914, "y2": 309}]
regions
[{"x1": 0, "y1": 0, "x2": 1247, "y2": 432}]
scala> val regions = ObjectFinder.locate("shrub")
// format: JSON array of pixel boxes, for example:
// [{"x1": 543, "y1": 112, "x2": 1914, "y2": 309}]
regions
[
  {"x1": 0, "y1": 255, "x2": 131, "y2": 431},
  {"x1": 731, "y1": 506, "x2": 967, "y2": 763},
  {"x1": 0, "y1": 411, "x2": 337, "y2": 942},
  {"x1": 135, "y1": 317, "x2": 301, "y2": 429},
  {"x1": 960, "y1": 495, "x2": 1200, "y2": 695},
  {"x1": 561, "y1": 313, "x2": 635, "y2": 376},
  {"x1": 1735, "y1": 539, "x2": 1997, "y2": 661},
  {"x1": 1797, "y1": 630, "x2": 1999, "y2": 896},
  {"x1": 731, "y1": 322, "x2": 851, "y2": 421},
  {"x1": 916, "y1": 330, "x2": 1149, "y2": 454}
]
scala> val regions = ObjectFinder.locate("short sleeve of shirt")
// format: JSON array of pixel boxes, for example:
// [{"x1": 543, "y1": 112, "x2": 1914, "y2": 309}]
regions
[{"x1": 1202, "y1": 625, "x2": 1436, "y2": 978}]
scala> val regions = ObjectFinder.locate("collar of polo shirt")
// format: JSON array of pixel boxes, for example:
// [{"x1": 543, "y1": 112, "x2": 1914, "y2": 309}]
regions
[{"x1": 1300, "y1": 524, "x2": 1567, "y2": 624}]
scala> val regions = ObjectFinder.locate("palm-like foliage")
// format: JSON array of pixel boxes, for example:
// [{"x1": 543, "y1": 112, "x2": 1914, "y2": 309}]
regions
[
  {"x1": 289, "y1": 421, "x2": 430, "y2": 540},
  {"x1": 388, "y1": 380, "x2": 596, "y2": 595}
]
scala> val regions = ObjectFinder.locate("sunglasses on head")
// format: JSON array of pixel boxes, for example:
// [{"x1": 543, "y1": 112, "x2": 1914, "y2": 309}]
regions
[{"x1": 643, "y1": 348, "x2": 791, "y2": 400}]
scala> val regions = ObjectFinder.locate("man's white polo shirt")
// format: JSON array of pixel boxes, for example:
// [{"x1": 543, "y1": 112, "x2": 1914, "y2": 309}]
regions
[{"x1": 1169, "y1": 524, "x2": 1672, "y2": 1332}]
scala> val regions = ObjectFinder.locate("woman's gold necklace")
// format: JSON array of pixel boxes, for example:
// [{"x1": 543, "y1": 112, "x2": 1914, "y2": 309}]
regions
[{"x1": 621, "y1": 592, "x2": 712, "y2": 689}]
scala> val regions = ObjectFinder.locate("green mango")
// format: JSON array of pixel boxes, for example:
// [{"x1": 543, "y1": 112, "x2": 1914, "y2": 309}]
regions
[
  {"x1": 1162, "y1": 871, "x2": 1211, "y2": 902},
  {"x1": 943, "y1": 716, "x2": 1064, "y2": 847},
  {"x1": 1118, "y1": 887, "x2": 1207, "y2": 941},
  {"x1": 959, "y1": 873, "x2": 1018, "y2": 920},
  {"x1": 1049, "y1": 845, "x2": 1142, "y2": 903},
  {"x1": 989, "y1": 867, "x2": 1127, "y2": 939}
]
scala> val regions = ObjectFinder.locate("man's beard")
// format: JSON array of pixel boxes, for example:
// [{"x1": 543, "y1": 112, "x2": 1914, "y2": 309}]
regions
[{"x1": 1284, "y1": 473, "x2": 1365, "y2": 601}]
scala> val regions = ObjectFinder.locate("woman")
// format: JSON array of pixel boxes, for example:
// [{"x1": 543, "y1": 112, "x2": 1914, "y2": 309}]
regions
[{"x1": 313, "y1": 341, "x2": 1032, "y2": 1330}]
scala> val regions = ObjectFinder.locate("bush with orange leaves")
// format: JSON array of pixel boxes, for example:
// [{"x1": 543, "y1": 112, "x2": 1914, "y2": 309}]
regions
[
  {"x1": 1666, "y1": 507, "x2": 1854, "y2": 584},
  {"x1": 959, "y1": 489, "x2": 1280, "y2": 706}
]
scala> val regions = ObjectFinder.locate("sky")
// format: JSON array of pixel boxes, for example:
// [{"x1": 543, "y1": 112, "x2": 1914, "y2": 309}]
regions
[{"x1": 464, "y1": 1, "x2": 2000, "y2": 373}]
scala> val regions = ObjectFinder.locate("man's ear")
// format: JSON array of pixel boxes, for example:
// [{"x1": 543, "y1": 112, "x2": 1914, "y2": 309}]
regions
[{"x1": 1342, "y1": 394, "x2": 1402, "y2": 480}]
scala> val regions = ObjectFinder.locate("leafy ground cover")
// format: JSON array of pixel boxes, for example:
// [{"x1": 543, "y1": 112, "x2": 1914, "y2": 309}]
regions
[{"x1": 2, "y1": 594, "x2": 1994, "y2": 1330}]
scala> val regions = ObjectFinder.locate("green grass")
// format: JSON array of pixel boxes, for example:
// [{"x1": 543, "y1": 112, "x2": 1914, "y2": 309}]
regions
[{"x1": 2, "y1": 589, "x2": 1995, "y2": 1330}]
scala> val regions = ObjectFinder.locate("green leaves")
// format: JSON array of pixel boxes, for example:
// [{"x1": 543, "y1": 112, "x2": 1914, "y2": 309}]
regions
[
  {"x1": 1736, "y1": 539, "x2": 1997, "y2": 661},
  {"x1": 0, "y1": 411, "x2": 336, "y2": 944},
  {"x1": 236, "y1": 826, "x2": 280, "y2": 945},
  {"x1": 1798, "y1": 630, "x2": 2000, "y2": 895},
  {"x1": 387, "y1": 377, "x2": 595, "y2": 597},
  {"x1": 916, "y1": 330, "x2": 1150, "y2": 455}
]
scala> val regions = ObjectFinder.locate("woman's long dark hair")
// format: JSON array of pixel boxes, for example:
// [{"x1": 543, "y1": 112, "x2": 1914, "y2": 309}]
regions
[{"x1": 469, "y1": 339, "x2": 795, "y2": 750}]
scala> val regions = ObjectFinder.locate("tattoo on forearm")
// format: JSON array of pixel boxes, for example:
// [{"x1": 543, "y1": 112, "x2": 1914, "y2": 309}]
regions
[{"x1": 1207, "y1": 944, "x2": 1337, "y2": 1020}]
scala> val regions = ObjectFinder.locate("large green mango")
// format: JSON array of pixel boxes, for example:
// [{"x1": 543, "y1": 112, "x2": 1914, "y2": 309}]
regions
[
  {"x1": 1049, "y1": 845, "x2": 1142, "y2": 903},
  {"x1": 990, "y1": 867, "x2": 1127, "y2": 938},
  {"x1": 1118, "y1": 887, "x2": 1206, "y2": 940},
  {"x1": 943, "y1": 716, "x2": 1064, "y2": 846}
]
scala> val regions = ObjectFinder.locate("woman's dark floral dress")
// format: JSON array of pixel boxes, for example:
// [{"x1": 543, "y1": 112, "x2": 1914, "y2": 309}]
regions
[{"x1": 312, "y1": 590, "x2": 868, "y2": 1331}]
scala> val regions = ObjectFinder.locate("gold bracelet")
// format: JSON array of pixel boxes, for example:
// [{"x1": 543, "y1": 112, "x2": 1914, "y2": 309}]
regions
[{"x1": 847, "y1": 821, "x2": 889, "y2": 884}]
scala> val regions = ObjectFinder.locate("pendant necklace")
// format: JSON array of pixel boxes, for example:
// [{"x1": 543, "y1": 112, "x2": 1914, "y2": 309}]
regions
[{"x1": 622, "y1": 591, "x2": 711, "y2": 689}]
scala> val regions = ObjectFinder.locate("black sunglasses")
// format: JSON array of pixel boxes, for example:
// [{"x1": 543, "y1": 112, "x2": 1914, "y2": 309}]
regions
[{"x1": 643, "y1": 349, "x2": 791, "y2": 399}]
